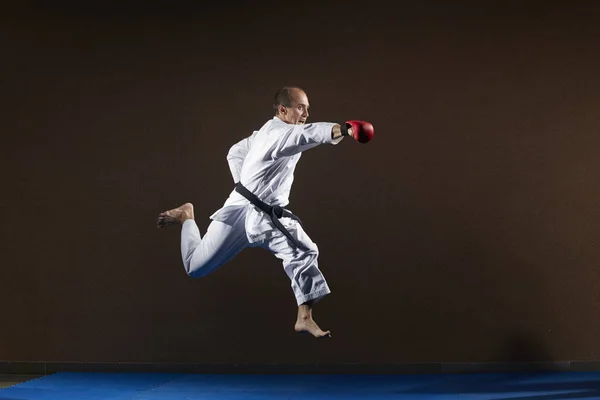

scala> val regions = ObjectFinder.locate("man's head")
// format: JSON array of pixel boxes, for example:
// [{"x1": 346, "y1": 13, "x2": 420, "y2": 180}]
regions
[{"x1": 273, "y1": 86, "x2": 309, "y2": 124}]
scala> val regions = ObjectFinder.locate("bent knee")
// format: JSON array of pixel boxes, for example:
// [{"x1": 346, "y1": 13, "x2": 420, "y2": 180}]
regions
[
  {"x1": 184, "y1": 259, "x2": 220, "y2": 278},
  {"x1": 186, "y1": 267, "x2": 208, "y2": 278}
]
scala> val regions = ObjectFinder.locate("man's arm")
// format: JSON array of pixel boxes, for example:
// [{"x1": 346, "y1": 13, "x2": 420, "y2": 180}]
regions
[
  {"x1": 227, "y1": 131, "x2": 257, "y2": 184},
  {"x1": 272, "y1": 120, "x2": 374, "y2": 158},
  {"x1": 271, "y1": 122, "x2": 342, "y2": 158}
]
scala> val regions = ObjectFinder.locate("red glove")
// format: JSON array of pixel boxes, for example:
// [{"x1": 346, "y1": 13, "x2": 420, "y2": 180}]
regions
[{"x1": 342, "y1": 120, "x2": 374, "y2": 143}]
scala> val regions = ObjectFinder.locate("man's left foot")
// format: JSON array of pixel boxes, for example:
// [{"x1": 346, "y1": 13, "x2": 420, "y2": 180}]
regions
[{"x1": 157, "y1": 202, "x2": 194, "y2": 228}]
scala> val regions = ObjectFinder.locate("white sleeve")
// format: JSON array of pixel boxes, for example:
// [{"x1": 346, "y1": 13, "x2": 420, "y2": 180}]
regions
[
  {"x1": 271, "y1": 122, "x2": 343, "y2": 159},
  {"x1": 226, "y1": 131, "x2": 257, "y2": 183}
]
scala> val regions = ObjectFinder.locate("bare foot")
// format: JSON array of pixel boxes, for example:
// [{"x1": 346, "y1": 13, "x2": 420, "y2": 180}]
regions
[
  {"x1": 295, "y1": 317, "x2": 331, "y2": 338},
  {"x1": 157, "y1": 203, "x2": 194, "y2": 228}
]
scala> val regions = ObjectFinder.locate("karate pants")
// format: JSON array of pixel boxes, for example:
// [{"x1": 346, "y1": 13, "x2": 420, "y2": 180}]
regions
[{"x1": 179, "y1": 211, "x2": 331, "y2": 306}]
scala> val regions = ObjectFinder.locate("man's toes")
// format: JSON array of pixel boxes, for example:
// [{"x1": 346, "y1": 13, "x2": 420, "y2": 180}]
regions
[{"x1": 157, "y1": 215, "x2": 175, "y2": 227}]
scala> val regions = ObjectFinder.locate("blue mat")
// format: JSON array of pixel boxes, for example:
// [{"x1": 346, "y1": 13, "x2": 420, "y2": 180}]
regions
[{"x1": 2, "y1": 371, "x2": 600, "y2": 399}]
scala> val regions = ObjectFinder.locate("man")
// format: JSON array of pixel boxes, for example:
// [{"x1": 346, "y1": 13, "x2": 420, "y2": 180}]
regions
[{"x1": 157, "y1": 87, "x2": 374, "y2": 338}]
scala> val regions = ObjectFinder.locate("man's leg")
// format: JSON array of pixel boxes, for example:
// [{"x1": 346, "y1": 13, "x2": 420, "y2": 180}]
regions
[
  {"x1": 158, "y1": 203, "x2": 248, "y2": 277},
  {"x1": 262, "y1": 218, "x2": 331, "y2": 338}
]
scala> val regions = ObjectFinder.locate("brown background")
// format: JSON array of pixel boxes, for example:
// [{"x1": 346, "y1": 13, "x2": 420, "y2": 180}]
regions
[{"x1": 1, "y1": 1, "x2": 600, "y2": 365}]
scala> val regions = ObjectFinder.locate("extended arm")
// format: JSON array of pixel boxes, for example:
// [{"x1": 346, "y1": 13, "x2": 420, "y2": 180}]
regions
[
  {"x1": 273, "y1": 120, "x2": 375, "y2": 158},
  {"x1": 272, "y1": 122, "x2": 340, "y2": 158}
]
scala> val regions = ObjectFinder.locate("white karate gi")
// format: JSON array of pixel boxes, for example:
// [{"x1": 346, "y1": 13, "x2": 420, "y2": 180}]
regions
[{"x1": 180, "y1": 117, "x2": 343, "y2": 305}]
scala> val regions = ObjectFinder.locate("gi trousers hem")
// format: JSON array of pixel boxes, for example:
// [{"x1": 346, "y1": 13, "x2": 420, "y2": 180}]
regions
[{"x1": 295, "y1": 288, "x2": 331, "y2": 306}]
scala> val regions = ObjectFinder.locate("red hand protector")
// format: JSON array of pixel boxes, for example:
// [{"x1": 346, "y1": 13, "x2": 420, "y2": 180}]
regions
[{"x1": 345, "y1": 120, "x2": 374, "y2": 143}]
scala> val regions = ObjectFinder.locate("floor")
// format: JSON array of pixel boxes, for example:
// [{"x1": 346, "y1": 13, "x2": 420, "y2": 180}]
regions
[
  {"x1": 1, "y1": 371, "x2": 600, "y2": 399},
  {"x1": 0, "y1": 375, "x2": 41, "y2": 390}
]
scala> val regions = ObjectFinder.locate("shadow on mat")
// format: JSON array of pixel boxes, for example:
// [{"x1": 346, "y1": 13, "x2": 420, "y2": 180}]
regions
[
  {"x1": 396, "y1": 375, "x2": 600, "y2": 400},
  {"x1": 397, "y1": 333, "x2": 600, "y2": 399},
  {"x1": 488, "y1": 333, "x2": 554, "y2": 363}
]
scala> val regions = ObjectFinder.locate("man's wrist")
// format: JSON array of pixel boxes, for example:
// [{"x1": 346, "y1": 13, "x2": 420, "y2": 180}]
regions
[
  {"x1": 332, "y1": 123, "x2": 352, "y2": 139},
  {"x1": 332, "y1": 124, "x2": 342, "y2": 139},
  {"x1": 340, "y1": 123, "x2": 353, "y2": 137}
]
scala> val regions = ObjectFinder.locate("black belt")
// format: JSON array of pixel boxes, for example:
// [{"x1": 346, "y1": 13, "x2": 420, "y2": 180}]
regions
[{"x1": 235, "y1": 182, "x2": 304, "y2": 248}]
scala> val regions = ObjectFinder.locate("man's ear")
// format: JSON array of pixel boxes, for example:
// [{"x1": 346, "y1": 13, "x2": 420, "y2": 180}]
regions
[{"x1": 278, "y1": 105, "x2": 287, "y2": 115}]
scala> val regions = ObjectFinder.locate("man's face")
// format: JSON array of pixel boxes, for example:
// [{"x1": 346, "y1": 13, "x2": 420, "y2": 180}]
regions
[{"x1": 279, "y1": 89, "x2": 310, "y2": 125}]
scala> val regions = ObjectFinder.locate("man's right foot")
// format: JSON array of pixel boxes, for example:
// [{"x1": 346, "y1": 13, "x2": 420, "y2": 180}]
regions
[
  {"x1": 157, "y1": 203, "x2": 194, "y2": 228},
  {"x1": 294, "y1": 318, "x2": 331, "y2": 338}
]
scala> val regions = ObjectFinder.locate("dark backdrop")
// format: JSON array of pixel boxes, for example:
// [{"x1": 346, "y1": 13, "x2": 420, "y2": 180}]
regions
[{"x1": 2, "y1": 1, "x2": 600, "y2": 364}]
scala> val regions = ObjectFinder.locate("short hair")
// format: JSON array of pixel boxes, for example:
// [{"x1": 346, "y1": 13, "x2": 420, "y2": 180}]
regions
[{"x1": 273, "y1": 86, "x2": 304, "y2": 115}]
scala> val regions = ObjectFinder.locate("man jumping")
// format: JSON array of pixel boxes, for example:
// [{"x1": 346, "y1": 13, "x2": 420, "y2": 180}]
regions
[{"x1": 157, "y1": 87, "x2": 374, "y2": 338}]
